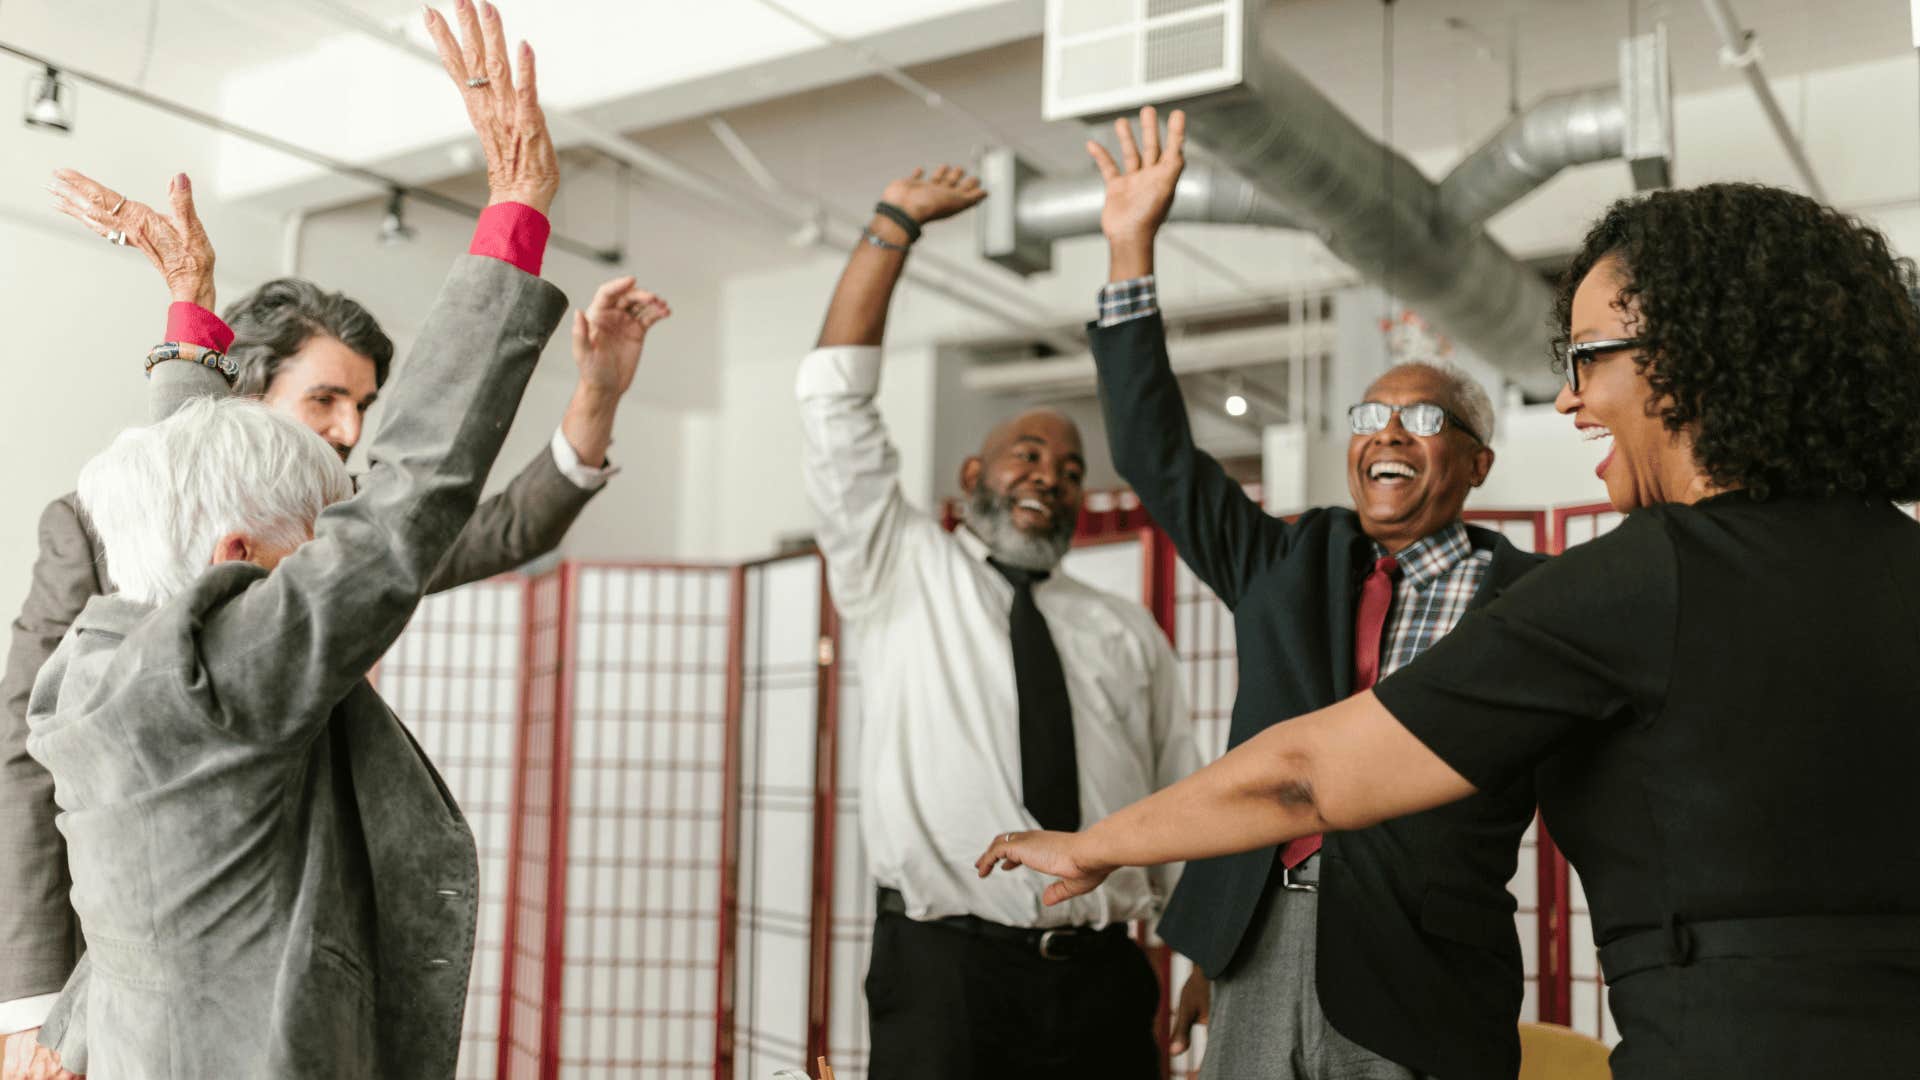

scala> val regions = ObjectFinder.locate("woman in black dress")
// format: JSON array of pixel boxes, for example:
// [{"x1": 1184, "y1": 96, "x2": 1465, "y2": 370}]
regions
[{"x1": 977, "y1": 182, "x2": 1920, "y2": 1078}]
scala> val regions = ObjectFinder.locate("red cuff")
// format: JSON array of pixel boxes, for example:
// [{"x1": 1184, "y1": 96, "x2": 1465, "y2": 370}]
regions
[
  {"x1": 166, "y1": 302, "x2": 235, "y2": 353},
  {"x1": 469, "y1": 202, "x2": 551, "y2": 277}
]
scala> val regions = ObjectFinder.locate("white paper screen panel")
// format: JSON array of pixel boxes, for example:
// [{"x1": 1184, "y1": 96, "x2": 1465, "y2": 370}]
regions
[
  {"x1": 559, "y1": 565, "x2": 732, "y2": 1079},
  {"x1": 379, "y1": 577, "x2": 526, "y2": 1080},
  {"x1": 735, "y1": 556, "x2": 825, "y2": 1078}
]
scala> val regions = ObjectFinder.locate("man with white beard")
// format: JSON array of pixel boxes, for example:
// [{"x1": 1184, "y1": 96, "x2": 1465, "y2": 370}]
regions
[{"x1": 795, "y1": 164, "x2": 1196, "y2": 1080}]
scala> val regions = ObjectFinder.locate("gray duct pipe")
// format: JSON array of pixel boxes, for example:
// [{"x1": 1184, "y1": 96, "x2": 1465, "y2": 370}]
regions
[
  {"x1": 1438, "y1": 86, "x2": 1625, "y2": 228},
  {"x1": 979, "y1": 149, "x2": 1297, "y2": 276},
  {"x1": 1018, "y1": 157, "x2": 1297, "y2": 244},
  {"x1": 1174, "y1": 16, "x2": 1563, "y2": 396}
]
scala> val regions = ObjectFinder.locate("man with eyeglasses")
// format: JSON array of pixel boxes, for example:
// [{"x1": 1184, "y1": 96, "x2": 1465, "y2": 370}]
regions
[{"x1": 1081, "y1": 106, "x2": 1546, "y2": 1080}]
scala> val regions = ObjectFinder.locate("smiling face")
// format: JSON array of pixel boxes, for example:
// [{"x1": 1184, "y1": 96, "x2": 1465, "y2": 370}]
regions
[
  {"x1": 259, "y1": 335, "x2": 380, "y2": 462},
  {"x1": 1346, "y1": 365, "x2": 1495, "y2": 553},
  {"x1": 1553, "y1": 256, "x2": 1701, "y2": 512},
  {"x1": 959, "y1": 409, "x2": 1087, "y2": 570}
]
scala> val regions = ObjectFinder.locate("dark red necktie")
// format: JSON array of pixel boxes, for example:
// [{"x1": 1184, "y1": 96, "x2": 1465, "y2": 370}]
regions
[{"x1": 1280, "y1": 554, "x2": 1400, "y2": 869}]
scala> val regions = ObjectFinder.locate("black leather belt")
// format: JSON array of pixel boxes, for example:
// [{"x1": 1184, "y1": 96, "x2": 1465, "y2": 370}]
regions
[
  {"x1": 1599, "y1": 913, "x2": 1920, "y2": 984},
  {"x1": 876, "y1": 887, "x2": 1132, "y2": 961}
]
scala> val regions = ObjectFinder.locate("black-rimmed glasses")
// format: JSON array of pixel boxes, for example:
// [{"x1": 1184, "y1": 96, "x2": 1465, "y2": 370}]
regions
[
  {"x1": 1347, "y1": 401, "x2": 1485, "y2": 445},
  {"x1": 1554, "y1": 338, "x2": 1643, "y2": 393}
]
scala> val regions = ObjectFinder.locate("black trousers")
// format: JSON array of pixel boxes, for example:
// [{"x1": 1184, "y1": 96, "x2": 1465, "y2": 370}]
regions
[{"x1": 865, "y1": 908, "x2": 1162, "y2": 1080}]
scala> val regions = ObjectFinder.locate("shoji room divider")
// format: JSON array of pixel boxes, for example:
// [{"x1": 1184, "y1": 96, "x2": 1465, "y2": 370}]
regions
[{"x1": 375, "y1": 498, "x2": 1626, "y2": 1080}]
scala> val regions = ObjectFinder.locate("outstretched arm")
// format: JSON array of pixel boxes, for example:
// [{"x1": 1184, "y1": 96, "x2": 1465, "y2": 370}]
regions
[
  {"x1": 975, "y1": 690, "x2": 1476, "y2": 905},
  {"x1": 425, "y1": 278, "x2": 670, "y2": 592},
  {"x1": 1086, "y1": 107, "x2": 1295, "y2": 607},
  {"x1": 816, "y1": 166, "x2": 984, "y2": 347}
]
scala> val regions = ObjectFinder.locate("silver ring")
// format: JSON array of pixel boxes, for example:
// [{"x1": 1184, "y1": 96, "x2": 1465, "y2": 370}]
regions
[
  {"x1": 1002, "y1": 832, "x2": 1016, "y2": 845},
  {"x1": 104, "y1": 229, "x2": 125, "y2": 246},
  {"x1": 108, "y1": 196, "x2": 126, "y2": 216},
  {"x1": 466, "y1": 76, "x2": 490, "y2": 88}
]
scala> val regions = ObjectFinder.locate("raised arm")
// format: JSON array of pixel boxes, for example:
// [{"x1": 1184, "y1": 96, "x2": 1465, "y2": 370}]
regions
[
  {"x1": 189, "y1": 1, "x2": 566, "y2": 740},
  {"x1": 976, "y1": 690, "x2": 1476, "y2": 905},
  {"x1": 799, "y1": 168, "x2": 983, "y2": 615},
  {"x1": 1086, "y1": 107, "x2": 1294, "y2": 608},
  {"x1": 426, "y1": 278, "x2": 669, "y2": 592}
]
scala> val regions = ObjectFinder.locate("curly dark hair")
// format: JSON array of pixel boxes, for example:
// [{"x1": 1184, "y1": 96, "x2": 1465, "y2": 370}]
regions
[
  {"x1": 1553, "y1": 182, "x2": 1920, "y2": 501},
  {"x1": 220, "y1": 279, "x2": 393, "y2": 398}
]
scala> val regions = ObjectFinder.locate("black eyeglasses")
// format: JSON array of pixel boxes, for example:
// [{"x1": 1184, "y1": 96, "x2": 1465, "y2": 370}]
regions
[
  {"x1": 1553, "y1": 338, "x2": 1643, "y2": 393},
  {"x1": 1347, "y1": 401, "x2": 1484, "y2": 445}
]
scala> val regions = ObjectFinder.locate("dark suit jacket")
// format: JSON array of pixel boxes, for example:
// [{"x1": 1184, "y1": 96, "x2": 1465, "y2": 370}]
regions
[
  {"x1": 26, "y1": 254, "x2": 568, "y2": 1077},
  {"x1": 0, "y1": 313, "x2": 598, "y2": 1010},
  {"x1": 1090, "y1": 313, "x2": 1544, "y2": 1080}
]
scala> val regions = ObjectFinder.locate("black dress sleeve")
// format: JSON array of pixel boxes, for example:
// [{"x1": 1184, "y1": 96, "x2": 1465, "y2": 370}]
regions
[{"x1": 1372, "y1": 509, "x2": 1680, "y2": 791}]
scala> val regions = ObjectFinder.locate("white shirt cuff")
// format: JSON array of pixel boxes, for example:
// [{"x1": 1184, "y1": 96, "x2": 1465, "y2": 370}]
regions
[
  {"x1": 549, "y1": 427, "x2": 619, "y2": 489},
  {"x1": 0, "y1": 992, "x2": 59, "y2": 1036},
  {"x1": 795, "y1": 345, "x2": 883, "y2": 399}
]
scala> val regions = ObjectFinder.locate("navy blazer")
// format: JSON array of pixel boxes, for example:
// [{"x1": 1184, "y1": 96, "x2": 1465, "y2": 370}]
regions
[{"x1": 1090, "y1": 313, "x2": 1543, "y2": 1080}]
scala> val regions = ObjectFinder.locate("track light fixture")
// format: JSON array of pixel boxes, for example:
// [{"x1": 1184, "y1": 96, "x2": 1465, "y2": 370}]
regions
[
  {"x1": 24, "y1": 65, "x2": 72, "y2": 133},
  {"x1": 379, "y1": 188, "x2": 416, "y2": 245}
]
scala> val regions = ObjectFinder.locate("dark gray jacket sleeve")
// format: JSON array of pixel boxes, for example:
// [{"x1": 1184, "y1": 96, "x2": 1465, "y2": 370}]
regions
[
  {"x1": 191, "y1": 255, "x2": 567, "y2": 743},
  {"x1": 0, "y1": 496, "x2": 104, "y2": 1002},
  {"x1": 424, "y1": 442, "x2": 596, "y2": 594}
]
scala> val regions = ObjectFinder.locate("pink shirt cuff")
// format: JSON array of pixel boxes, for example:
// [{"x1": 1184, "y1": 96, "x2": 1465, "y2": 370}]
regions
[
  {"x1": 166, "y1": 302, "x2": 235, "y2": 353},
  {"x1": 469, "y1": 202, "x2": 551, "y2": 277}
]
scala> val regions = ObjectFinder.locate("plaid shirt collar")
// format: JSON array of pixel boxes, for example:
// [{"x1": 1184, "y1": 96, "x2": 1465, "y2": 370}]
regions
[{"x1": 1371, "y1": 521, "x2": 1473, "y2": 592}]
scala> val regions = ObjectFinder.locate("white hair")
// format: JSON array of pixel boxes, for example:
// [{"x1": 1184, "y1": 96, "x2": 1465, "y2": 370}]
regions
[
  {"x1": 77, "y1": 396, "x2": 353, "y2": 606},
  {"x1": 1385, "y1": 360, "x2": 1497, "y2": 444}
]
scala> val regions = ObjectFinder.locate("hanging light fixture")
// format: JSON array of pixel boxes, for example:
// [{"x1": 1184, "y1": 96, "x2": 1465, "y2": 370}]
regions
[
  {"x1": 1224, "y1": 373, "x2": 1250, "y2": 418},
  {"x1": 24, "y1": 65, "x2": 72, "y2": 133},
  {"x1": 379, "y1": 188, "x2": 416, "y2": 245}
]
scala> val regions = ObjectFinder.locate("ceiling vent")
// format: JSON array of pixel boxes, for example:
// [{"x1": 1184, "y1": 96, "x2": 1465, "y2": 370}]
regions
[{"x1": 1043, "y1": 0, "x2": 1253, "y2": 122}]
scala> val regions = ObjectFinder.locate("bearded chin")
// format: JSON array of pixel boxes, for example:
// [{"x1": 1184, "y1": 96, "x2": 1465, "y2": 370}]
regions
[{"x1": 966, "y1": 486, "x2": 1073, "y2": 571}]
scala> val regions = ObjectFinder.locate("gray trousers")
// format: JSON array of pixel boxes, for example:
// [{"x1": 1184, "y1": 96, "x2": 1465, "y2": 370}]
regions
[{"x1": 1199, "y1": 874, "x2": 1429, "y2": 1080}]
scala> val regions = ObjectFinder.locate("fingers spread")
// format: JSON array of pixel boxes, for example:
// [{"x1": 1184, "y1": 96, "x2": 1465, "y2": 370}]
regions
[
  {"x1": 1166, "y1": 108, "x2": 1188, "y2": 158},
  {"x1": 424, "y1": 8, "x2": 470, "y2": 85},
  {"x1": 478, "y1": 1, "x2": 515, "y2": 114},
  {"x1": 1114, "y1": 116, "x2": 1142, "y2": 171},
  {"x1": 1087, "y1": 140, "x2": 1119, "y2": 181},
  {"x1": 514, "y1": 42, "x2": 540, "y2": 125},
  {"x1": 1139, "y1": 104, "x2": 1161, "y2": 164},
  {"x1": 454, "y1": 0, "x2": 486, "y2": 78}
]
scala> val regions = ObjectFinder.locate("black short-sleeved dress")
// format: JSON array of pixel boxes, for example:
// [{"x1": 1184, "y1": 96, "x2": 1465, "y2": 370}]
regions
[{"x1": 1373, "y1": 493, "x2": 1920, "y2": 1079}]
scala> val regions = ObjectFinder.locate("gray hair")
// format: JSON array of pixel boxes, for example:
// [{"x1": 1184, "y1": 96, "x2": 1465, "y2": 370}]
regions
[
  {"x1": 77, "y1": 397, "x2": 353, "y2": 605},
  {"x1": 222, "y1": 279, "x2": 394, "y2": 397},
  {"x1": 1383, "y1": 360, "x2": 1497, "y2": 444}
]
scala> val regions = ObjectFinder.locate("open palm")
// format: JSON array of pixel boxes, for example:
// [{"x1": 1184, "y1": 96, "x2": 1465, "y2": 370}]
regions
[{"x1": 1089, "y1": 105, "x2": 1187, "y2": 248}]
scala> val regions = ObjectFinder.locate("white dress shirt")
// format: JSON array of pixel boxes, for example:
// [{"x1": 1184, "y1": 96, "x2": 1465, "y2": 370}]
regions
[{"x1": 797, "y1": 345, "x2": 1197, "y2": 930}]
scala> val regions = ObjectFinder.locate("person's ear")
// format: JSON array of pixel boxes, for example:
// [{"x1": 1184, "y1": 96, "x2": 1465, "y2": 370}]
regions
[
  {"x1": 1469, "y1": 445, "x2": 1495, "y2": 488},
  {"x1": 211, "y1": 532, "x2": 253, "y2": 565},
  {"x1": 959, "y1": 455, "x2": 983, "y2": 495}
]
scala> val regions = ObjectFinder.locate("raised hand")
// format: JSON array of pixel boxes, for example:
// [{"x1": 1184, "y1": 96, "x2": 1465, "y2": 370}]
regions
[
  {"x1": 48, "y1": 169, "x2": 214, "y2": 309},
  {"x1": 1088, "y1": 105, "x2": 1186, "y2": 274},
  {"x1": 571, "y1": 276, "x2": 671, "y2": 400},
  {"x1": 974, "y1": 828, "x2": 1115, "y2": 907},
  {"x1": 424, "y1": 0, "x2": 558, "y2": 214},
  {"x1": 880, "y1": 165, "x2": 986, "y2": 228}
]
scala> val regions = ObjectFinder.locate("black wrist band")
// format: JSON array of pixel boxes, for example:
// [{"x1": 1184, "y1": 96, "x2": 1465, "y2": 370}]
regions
[{"x1": 873, "y1": 201, "x2": 922, "y2": 244}]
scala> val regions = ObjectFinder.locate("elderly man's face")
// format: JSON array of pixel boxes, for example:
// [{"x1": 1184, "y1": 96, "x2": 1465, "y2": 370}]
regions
[
  {"x1": 959, "y1": 410, "x2": 1087, "y2": 570},
  {"x1": 1346, "y1": 366, "x2": 1494, "y2": 554}
]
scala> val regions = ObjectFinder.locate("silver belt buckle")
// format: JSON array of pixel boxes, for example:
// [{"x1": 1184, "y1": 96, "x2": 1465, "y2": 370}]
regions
[
  {"x1": 1038, "y1": 929, "x2": 1067, "y2": 959},
  {"x1": 1280, "y1": 865, "x2": 1319, "y2": 893}
]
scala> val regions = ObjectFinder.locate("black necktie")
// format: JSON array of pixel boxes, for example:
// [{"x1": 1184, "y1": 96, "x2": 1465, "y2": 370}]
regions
[{"x1": 988, "y1": 558, "x2": 1080, "y2": 832}]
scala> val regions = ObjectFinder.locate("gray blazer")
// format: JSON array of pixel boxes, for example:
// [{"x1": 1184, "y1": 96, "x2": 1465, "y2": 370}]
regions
[
  {"x1": 22, "y1": 255, "x2": 568, "y2": 1078},
  {"x1": 0, "y1": 302, "x2": 598, "y2": 1014}
]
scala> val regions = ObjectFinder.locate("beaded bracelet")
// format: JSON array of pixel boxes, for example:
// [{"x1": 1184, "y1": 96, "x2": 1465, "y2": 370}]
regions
[{"x1": 146, "y1": 342, "x2": 239, "y2": 385}]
